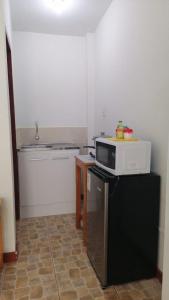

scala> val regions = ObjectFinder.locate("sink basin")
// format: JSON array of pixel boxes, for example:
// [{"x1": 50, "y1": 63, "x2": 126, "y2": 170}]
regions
[{"x1": 20, "y1": 143, "x2": 80, "y2": 151}]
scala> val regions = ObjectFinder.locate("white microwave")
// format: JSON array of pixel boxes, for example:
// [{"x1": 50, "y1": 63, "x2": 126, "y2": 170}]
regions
[{"x1": 95, "y1": 138, "x2": 151, "y2": 175}]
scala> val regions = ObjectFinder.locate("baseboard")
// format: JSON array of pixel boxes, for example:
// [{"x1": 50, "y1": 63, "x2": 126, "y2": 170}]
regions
[
  {"x1": 20, "y1": 202, "x2": 76, "y2": 218},
  {"x1": 156, "y1": 268, "x2": 163, "y2": 283},
  {"x1": 3, "y1": 251, "x2": 18, "y2": 263}
]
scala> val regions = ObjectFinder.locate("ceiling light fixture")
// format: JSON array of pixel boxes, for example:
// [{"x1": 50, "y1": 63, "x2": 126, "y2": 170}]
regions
[{"x1": 47, "y1": 0, "x2": 73, "y2": 14}]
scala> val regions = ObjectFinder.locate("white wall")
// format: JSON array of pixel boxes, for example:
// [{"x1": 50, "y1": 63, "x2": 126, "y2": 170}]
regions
[
  {"x1": 0, "y1": 0, "x2": 16, "y2": 253},
  {"x1": 94, "y1": 0, "x2": 169, "y2": 270},
  {"x1": 13, "y1": 31, "x2": 87, "y2": 128},
  {"x1": 86, "y1": 33, "x2": 95, "y2": 145},
  {"x1": 4, "y1": 0, "x2": 12, "y2": 46}
]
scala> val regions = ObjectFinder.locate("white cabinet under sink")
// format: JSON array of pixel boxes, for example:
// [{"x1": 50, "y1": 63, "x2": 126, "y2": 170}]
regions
[{"x1": 18, "y1": 149, "x2": 79, "y2": 218}]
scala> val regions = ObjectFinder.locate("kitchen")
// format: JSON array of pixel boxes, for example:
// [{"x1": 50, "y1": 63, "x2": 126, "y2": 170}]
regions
[{"x1": 0, "y1": 0, "x2": 169, "y2": 299}]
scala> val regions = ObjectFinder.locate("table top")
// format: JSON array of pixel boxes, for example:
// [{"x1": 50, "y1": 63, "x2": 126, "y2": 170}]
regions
[{"x1": 76, "y1": 155, "x2": 95, "y2": 165}]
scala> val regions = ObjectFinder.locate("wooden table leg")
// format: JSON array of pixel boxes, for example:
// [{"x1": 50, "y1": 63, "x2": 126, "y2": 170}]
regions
[
  {"x1": 76, "y1": 164, "x2": 81, "y2": 229},
  {"x1": 0, "y1": 200, "x2": 3, "y2": 268},
  {"x1": 0, "y1": 222, "x2": 3, "y2": 268}
]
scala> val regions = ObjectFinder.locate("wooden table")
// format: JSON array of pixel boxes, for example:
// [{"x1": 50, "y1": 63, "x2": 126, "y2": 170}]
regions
[
  {"x1": 0, "y1": 199, "x2": 3, "y2": 268},
  {"x1": 76, "y1": 155, "x2": 95, "y2": 246}
]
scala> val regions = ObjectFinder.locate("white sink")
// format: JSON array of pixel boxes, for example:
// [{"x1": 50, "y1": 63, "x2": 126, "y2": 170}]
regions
[
  {"x1": 21, "y1": 143, "x2": 51, "y2": 149},
  {"x1": 20, "y1": 143, "x2": 80, "y2": 151}
]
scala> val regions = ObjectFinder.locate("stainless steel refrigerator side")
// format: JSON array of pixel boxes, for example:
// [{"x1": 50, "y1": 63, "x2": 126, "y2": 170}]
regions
[
  {"x1": 86, "y1": 168, "x2": 109, "y2": 287},
  {"x1": 103, "y1": 182, "x2": 109, "y2": 286}
]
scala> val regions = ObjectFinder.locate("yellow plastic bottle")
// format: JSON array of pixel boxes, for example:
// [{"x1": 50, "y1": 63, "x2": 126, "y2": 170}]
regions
[{"x1": 116, "y1": 121, "x2": 124, "y2": 139}]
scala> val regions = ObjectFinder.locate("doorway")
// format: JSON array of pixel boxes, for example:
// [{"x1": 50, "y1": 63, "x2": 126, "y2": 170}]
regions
[{"x1": 6, "y1": 35, "x2": 20, "y2": 220}]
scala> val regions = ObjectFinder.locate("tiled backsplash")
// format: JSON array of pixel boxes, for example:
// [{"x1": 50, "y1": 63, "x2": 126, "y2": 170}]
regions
[{"x1": 16, "y1": 127, "x2": 88, "y2": 154}]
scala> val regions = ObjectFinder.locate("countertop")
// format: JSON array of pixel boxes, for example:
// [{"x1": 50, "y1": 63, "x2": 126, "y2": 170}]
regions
[{"x1": 18, "y1": 143, "x2": 80, "y2": 152}]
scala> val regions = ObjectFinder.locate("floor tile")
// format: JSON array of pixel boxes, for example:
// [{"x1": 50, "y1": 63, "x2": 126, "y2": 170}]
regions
[{"x1": 0, "y1": 214, "x2": 162, "y2": 300}]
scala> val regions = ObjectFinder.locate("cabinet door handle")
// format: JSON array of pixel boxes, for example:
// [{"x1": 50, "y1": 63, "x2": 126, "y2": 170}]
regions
[
  {"x1": 52, "y1": 157, "x2": 69, "y2": 160},
  {"x1": 29, "y1": 158, "x2": 49, "y2": 161}
]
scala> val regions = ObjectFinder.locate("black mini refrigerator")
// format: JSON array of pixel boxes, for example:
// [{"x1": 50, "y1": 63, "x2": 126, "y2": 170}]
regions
[{"x1": 87, "y1": 166, "x2": 160, "y2": 287}]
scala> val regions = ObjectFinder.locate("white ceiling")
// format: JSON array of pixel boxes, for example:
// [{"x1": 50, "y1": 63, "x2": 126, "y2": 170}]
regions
[{"x1": 10, "y1": 0, "x2": 112, "y2": 36}]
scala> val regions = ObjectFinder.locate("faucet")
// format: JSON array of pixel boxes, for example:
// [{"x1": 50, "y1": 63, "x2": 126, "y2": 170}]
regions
[{"x1": 34, "y1": 122, "x2": 40, "y2": 141}]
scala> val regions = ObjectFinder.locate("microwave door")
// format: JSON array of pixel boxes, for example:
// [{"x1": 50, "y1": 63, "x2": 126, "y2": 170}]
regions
[{"x1": 96, "y1": 142, "x2": 116, "y2": 170}]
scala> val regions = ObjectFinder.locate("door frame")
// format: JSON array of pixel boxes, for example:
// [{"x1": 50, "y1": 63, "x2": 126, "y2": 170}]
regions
[{"x1": 6, "y1": 35, "x2": 20, "y2": 220}]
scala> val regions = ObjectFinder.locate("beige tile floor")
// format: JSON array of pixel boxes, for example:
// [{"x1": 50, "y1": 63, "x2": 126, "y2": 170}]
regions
[{"x1": 0, "y1": 214, "x2": 161, "y2": 300}]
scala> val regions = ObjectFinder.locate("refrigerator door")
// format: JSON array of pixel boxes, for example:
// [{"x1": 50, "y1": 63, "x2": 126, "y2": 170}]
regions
[{"x1": 87, "y1": 169, "x2": 109, "y2": 286}]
